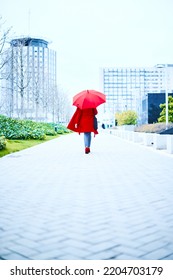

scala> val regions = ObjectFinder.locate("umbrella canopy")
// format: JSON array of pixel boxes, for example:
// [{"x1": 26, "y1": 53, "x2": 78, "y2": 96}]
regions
[{"x1": 73, "y1": 89, "x2": 106, "y2": 109}]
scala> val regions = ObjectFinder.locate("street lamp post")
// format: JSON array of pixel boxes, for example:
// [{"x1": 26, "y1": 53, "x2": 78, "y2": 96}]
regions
[
  {"x1": 156, "y1": 64, "x2": 169, "y2": 129},
  {"x1": 164, "y1": 65, "x2": 169, "y2": 129}
]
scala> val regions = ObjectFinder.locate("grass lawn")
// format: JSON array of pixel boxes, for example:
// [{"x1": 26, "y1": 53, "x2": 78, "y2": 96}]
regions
[{"x1": 0, "y1": 135, "x2": 60, "y2": 158}]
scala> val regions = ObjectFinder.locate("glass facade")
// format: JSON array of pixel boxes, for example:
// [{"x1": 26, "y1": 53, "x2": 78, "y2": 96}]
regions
[{"x1": 142, "y1": 93, "x2": 173, "y2": 124}]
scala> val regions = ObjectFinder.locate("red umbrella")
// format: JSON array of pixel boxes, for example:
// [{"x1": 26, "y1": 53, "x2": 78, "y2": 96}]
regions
[{"x1": 73, "y1": 89, "x2": 106, "y2": 109}]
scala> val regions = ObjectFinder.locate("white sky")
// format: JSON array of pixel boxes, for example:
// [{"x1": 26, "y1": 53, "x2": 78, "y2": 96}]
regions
[{"x1": 1, "y1": 0, "x2": 173, "y2": 96}]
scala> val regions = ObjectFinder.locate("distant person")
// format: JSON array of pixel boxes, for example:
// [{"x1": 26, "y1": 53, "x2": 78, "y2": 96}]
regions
[{"x1": 67, "y1": 107, "x2": 98, "y2": 154}]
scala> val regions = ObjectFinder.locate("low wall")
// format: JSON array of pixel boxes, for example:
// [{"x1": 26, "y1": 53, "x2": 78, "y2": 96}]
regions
[{"x1": 108, "y1": 129, "x2": 173, "y2": 154}]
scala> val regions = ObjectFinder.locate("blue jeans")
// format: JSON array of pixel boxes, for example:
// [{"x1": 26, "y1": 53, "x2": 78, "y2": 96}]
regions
[{"x1": 84, "y1": 132, "x2": 91, "y2": 147}]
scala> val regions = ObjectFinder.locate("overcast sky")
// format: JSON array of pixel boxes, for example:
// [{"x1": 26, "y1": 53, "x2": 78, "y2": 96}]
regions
[{"x1": 1, "y1": 0, "x2": 173, "y2": 97}]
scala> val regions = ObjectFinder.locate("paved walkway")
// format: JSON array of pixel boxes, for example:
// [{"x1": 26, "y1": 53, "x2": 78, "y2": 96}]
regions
[{"x1": 0, "y1": 131, "x2": 173, "y2": 260}]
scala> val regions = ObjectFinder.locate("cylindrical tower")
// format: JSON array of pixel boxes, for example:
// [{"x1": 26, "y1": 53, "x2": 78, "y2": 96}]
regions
[{"x1": 8, "y1": 37, "x2": 57, "y2": 121}]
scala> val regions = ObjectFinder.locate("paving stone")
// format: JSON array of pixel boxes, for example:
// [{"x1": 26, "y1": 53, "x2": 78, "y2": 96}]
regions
[
  {"x1": 114, "y1": 254, "x2": 139, "y2": 260},
  {"x1": 35, "y1": 243, "x2": 66, "y2": 254},
  {"x1": 30, "y1": 250, "x2": 65, "y2": 260},
  {"x1": 135, "y1": 234, "x2": 165, "y2": 245},
  {"x1": 161, "y1": 254, "x2": 173, "y2": 260},
  {"x1": 140, "y1": 248, "x2": 173, "y2": 260},
  {"x1": 14, "y1": 238, "x2": 40, "y2": 248},
  {"x1": 137, "y1": 239, "x2": 169, "y2": 252},
  {"x1": 87, "y1": 242, "x2": 120, "y2": 254},
  {"x1": 60, "y1": 246, "x2": 92, "y2": 258},
  {"x1": 5, "y1": 243, "x2": 40, "y2": 257},
  {"x1": 0, "y1": 234, "x2": 20, "y2": 244},
  {"x1": 0, "y1": 248, "x2": 12, "y2": 256},
  {"x1": 0, "y1": 133, "x2": 173, "y2": 260},
  {"x1": 60, "y1": 239, "x2": 92, "y2": 250},
  {"x1": 114, "y1": 246, "x2": 146, "y2": 258},
  {"x1": 86, "y1": 250, "x2": 120, "y2": 260},
  {"x1": 57, "y1": 255, "x2": 81, "y2": 260},
  {"x1": 17, "y1": 232, "x2": 46, "y2": 241},
  {"x1": 2, "y1": 253, "x2": 31, "y2": 260}
]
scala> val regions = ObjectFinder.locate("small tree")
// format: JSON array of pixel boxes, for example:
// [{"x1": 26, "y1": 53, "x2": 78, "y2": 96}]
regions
[
  {"x1": 115, "y1": 110, "x2": 138, "y2": 125},
  {"x1": 158, "y1": 96, "x2": 173, "y2": 123}
]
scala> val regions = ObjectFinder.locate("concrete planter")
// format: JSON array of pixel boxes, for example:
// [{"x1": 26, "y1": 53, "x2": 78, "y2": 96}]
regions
[
  {"x1": 143, "y1": 133, "x2": 154, "y2": 146},
  {"x1": 109, "y1": 129, "x2": 173, "y2": 154},
  {"x1": 167, "y1": 136, "x2": 173, "y2": 154},
  {"x1": 152, "y1": 134, "x2": 167, "y2": 150},
  {"x1": 117, "y1": 125, "x2": 135, "y2": 131},
  {"x1": 132, "y1": 132, "x2": 144, "y2": 143}
]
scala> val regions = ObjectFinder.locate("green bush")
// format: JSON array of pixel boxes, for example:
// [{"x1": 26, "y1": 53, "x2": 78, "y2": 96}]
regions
[
  {"x1": 49, "y1": 123, "x2": 70, "y2": 134},
  {"x1": 0, "y1": 115, "x2": 45, "y2": 140},
  {"x1": 0, "y1": 115, "x2": 70, "y2": 140},
  {"x1": 115, "y1": 110, "x2": 138, "y2": 125},
  {"x1": 0, "y1": 135, "x2": 7, "y2": 150}
]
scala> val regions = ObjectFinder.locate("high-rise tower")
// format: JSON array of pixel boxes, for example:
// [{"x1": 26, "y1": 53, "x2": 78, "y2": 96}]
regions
[{"x1": 5, "y1": 37, "x2": 57, "y2": 121}]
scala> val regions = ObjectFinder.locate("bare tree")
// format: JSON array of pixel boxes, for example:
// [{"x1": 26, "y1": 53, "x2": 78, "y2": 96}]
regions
[
  {"x1": 0, "y1": 16, "x2": 12, "y2": 73},
  {"x1": 33, "y1": 76, "x2": 42, "y2": 121},
  {"x1": 10, "y1": 38, "x2": 31, "y2": 119},
  {"x1": 0, "y1": 17, "x2": 12, "y2": 115},
  {"x1": 53, "y1": 85, "x2": 71, "y2": 123}
]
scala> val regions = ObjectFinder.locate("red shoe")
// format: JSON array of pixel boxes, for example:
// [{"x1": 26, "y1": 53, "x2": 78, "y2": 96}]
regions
[{"x1": 85, "y1": 147, "x2": 90, "y2": 154}]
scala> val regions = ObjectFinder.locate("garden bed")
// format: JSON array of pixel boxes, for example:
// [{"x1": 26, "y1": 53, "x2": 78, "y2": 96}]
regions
[{"x1": 134, "y1": 123, "x2": 173, "y2": 133}]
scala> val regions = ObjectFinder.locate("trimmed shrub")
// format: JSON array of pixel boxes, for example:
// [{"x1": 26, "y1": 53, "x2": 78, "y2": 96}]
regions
[
  {"x1": 0, "y1": 135, "x2": 7, "y2": 150},
  {"x1": 115, "y1": 110, "x2": 138, "y2": 125}
]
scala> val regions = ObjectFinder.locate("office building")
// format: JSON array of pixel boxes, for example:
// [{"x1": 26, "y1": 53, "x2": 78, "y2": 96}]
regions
[
  {"x1": 100, "y1": 64, "x2": 173, "y2": 124},
  {"x1": 1, "y1": 37, "x2": 57, "y2": 121}
]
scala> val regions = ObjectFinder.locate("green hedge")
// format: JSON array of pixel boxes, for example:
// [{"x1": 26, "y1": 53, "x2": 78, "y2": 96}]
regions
[{"x1": 0, "y1": 115, "x2": 69, "y2": 140}]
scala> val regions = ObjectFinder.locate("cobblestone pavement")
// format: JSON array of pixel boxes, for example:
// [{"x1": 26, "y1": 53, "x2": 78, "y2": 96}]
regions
[{"x1": 0, "y1": 131, "x2": 173, "y2": 260}]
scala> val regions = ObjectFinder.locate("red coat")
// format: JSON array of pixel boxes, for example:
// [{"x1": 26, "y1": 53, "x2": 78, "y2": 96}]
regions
[{"x1": 67, "y1": 108, "x2": 98, "y2": 134}]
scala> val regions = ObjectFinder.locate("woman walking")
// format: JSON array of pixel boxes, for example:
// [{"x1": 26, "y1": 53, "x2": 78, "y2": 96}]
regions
[{"x1": 67, "y1": 107, "x2": 98, "y2": 154}]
